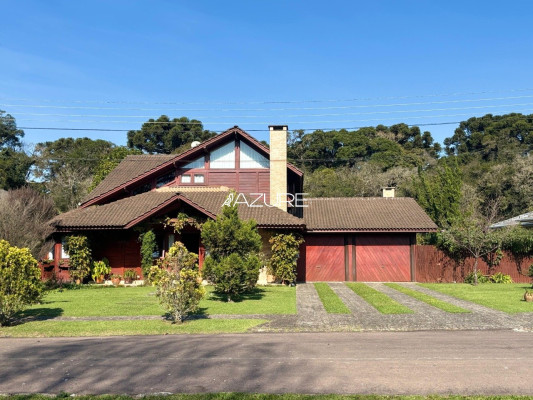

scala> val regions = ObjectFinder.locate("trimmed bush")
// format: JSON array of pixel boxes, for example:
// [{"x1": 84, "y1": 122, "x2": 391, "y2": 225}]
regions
[
  {"x1": 155, "y1": 242, "x2": 204, "y2": 323},
  {"x1": 64, "y1": 235, "x2": 92, "y2": 283},
  {"x1": 268, "y1": 233, "x2": 304, "y2": 284},
  {"x1": 0, "y1": 240, "x2": 43, "y2": 326}
]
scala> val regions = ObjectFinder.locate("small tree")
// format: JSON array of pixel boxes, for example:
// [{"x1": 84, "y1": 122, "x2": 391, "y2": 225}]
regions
[
  {"x1": 64, "y1": 235, "x2": 92, "y2": 283},
  {"x1": 269, "y1": 233, "x2": 304, "y2": 284},
  {"x1": 0, "y1": 240, "x2": 43, "y2": 326},
  {"x1": 155, "y1": 242, "x2": 204, "y2": 323},
  {"x1": 140, "y1": 230, "x2": 157, "y2": 278},
  {"x1": 201, "y1": 202, "x2": 262, "y2": 301},
  {"x1": 503, "y1": 226, "x2": 533, "y2": 276},
  {"x1": 439, "y1": 216, "x2": 506, "y2": 285}
]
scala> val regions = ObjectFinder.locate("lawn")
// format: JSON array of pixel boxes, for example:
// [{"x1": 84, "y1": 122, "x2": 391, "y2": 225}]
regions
[
  {"x1": 345, "y1": 283, "x2": 413, "y2": 314},
  {"x1": 21, "y1": 285, "x2": 296, "y2": 319},
  {"x1": 385, "y1": 283, "x2": 470, "y2": 313},
  {"x1": 0, "y1": 319, "x2": 267, "y2": 338},
  {"x1": 419, "y1": 283, "x2": 533, "y2": 314},
  {"x1": 314, "y1": 283, "x2": 350, "y2": 313}
]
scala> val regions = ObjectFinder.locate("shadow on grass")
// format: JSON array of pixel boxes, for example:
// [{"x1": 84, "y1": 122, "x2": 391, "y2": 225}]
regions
[
  {"x1": 12, "y1": 307, "x2": 64, "y2": 325},
  {"x1": 206, "y1": 287, "x2": 267, "y2": 303}
]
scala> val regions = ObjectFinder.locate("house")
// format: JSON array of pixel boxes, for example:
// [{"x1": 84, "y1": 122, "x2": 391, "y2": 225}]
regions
[
  {"x1": 45, "y1": 125, "x2": 437, "y2": 282},
  {"x1": 490, "y1": 212, "x2": 533, "y2": 229}
]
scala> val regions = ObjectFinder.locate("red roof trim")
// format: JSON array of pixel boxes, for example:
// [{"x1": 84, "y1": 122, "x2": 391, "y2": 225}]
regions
[
  {"x1": 81, "y1": 126, "x2": 303, "y2": 208},
  {"x1": 305, "y1": 228, "x2": 438, "y2": 233}
]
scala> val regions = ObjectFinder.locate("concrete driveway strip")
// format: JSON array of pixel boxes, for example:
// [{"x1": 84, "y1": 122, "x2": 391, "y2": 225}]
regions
[{"x1": 1, "y1": 331, "x2": 532, "y2": 395}]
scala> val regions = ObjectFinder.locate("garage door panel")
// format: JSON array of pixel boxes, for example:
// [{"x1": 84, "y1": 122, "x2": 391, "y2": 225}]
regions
[
  {"x1": 305, "y1": 235, "x2": 345, "y2": 281},
  {"x1": 356, "y1": 234, "x2": 411, "y2": 282}
]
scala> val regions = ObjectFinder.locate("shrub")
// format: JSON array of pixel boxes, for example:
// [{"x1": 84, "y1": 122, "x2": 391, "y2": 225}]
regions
[
  {"x1": 201, "y1": 201, "x2": 262, "y2": 301},
  {"x1": 147, "y1": 265, "x2": 165, "y2": 286},
  {"x1": 528, "y1": 264, "x2": 533, "y2": 287},
  {"x1": 0, "y1": 240, "x2": 43, "y2": 326},
  {"x1": 155, "y1": 242, "x2": 204, "y2": 323},
  {"x1": 464, "y1": 270, "x2": 489, "y2": 284},
  {"x1": 123, "y1": 269, "x2": 137, "y2": 280},
  {"x1": 140, "y1": 230, "x2": 157, "y2": 278},
  {"x1": 91, "y1": 258, "x2": 110, "y2": 282},
  {"x1": 203, "y1": 253, "x2": 261, "y2": 301},
  {"x1": 268, "y1": 233, "x2": 304, "y2": 284},
  {"x1": 64, "y1": 235, "x2": 92, "y2": 283},
  {"x1": 489, "y1": 272, "x2": 513, "y2": 284}
]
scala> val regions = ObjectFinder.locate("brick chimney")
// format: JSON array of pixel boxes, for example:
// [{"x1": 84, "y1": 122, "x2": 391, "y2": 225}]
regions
[{"x1": 269, "y1": 125, "x2": 288, "y2": 211}]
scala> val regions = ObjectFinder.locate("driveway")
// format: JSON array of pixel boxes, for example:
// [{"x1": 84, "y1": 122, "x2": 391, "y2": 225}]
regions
[
  {"x1": 260, "y1": 282, "x2": 533, "y2": 332},
  {"x1": 1, "y1": 331, "x2": 532, "y2": 395}
]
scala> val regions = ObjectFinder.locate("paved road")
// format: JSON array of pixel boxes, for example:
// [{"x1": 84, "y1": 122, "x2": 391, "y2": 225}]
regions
[{"x1": 1, "y1": 330, "x2": 533, "y2": 395}]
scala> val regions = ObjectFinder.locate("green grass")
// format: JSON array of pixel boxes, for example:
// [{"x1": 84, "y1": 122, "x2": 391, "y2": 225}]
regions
[
  {"x1": 4, "y1": 394, "x2": 533, "y2": 400},
  {"x1": 384, "y1": 283, "x2": 470, "y2": 313},
  {"x1": 21, "y1": 285, "x2": 296, "y2": 319},
  {"x1": 0, "y1": 318, "x2": 267, "y2": 337},
  {"x1": 419, "y1": 283, "x2": 533, "y2": 314},
  {"x1": 313, "y1": 283, "x2": 350, "y2": 314},
  {"x1": 345, "y1": 283, "x2": 413, "y2": 314},
  {"x1": 200, "y1": 285, "x2": 296, "y2": 315}
]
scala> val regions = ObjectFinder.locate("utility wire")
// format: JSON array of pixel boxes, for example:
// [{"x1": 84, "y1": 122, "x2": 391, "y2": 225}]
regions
[
  {"x1": 2, "y1": 87, "x2": 533, "y2": 105},
  {"x1": 3, "y1": 94, "x2": 533, "y2": 112}
]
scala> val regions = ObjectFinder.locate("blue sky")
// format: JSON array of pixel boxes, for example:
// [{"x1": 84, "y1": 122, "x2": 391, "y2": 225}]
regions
[{"x1": 1, "y1": 0, "x2": 533, "y2": 147}]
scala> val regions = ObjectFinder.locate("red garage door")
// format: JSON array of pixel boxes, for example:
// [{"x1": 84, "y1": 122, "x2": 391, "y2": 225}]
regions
[
  {"x1": 303, "y1": 235, "x2": 346, "y2": 281},
  {"x1": 356, "y1": 234, "x2": 411, "y2": 282}
]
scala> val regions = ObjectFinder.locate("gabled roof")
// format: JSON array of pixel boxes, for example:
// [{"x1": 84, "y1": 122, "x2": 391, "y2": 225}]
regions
[
  {"x1": 490, "y1": 211, "x2": 533, "y2": 229},
  {"x1": 303, "y1": 197, "x2": 438, "y2": 232},
  {"x1": 81, "y1": 126, "x2": 303, "y2": 207},
  {"x1": 52, "y1": 188, "x2": 305, "y2": 231}
]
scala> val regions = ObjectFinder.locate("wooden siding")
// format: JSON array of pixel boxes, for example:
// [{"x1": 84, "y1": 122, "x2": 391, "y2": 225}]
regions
[
  {"x1": 416, "y1": 245, "x2": 533, "y2": 283},
  {"x1": 302, "y1": 234, "x2": 346, "y2": 281},
  {"x1": 356, "y1": 234, "x2": 411, "y2": 282}
]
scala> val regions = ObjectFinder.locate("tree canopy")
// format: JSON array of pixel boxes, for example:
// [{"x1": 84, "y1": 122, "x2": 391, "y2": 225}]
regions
[
  {"x1": 127, "y1": 115, "x2": 216, "y2": 154},
  {"x1": 0, "y1": 111, "x2": 32, "y2": 190}
]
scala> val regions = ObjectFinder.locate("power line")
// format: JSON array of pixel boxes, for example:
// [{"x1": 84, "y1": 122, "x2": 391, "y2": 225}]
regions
[
  {"x1": 3, "y1": 94, "x2": 533, "y2": 112},
  {"x1": 2, "y1": 87, "x2": 533, "y2": 106},
  {"x1": 5, "y1": 102, "x2": 533, "y2": 119}
]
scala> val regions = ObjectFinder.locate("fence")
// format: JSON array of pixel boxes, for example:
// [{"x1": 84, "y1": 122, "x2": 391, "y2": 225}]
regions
[{"x1": 415, "y1": 245, "x2": 533, "y2": 283}]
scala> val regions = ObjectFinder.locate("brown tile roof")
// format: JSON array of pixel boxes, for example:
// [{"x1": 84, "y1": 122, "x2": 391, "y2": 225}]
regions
[
  {"x1": 303, "y1": 197, "x2": 438, "y2": 232},
  {"x1": 81, "y1": 126, "x2": 303, "y2": 206},
  {"x1": 82, "y1": 154, "x2": 174, "y2": 203},
  {"x1": 178, "y1": 190, "x2": 305, "y2": 228},
  {"x1": 52, "y1": 190, "x2": 180, "y2": 230},
  {"x1": 52, "y1": 188, "x2": 305, "y2": 230}
]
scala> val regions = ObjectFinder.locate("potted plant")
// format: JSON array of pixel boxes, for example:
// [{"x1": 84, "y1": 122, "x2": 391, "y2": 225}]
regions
[
  {"x1": 524, "y1": 289, "x2": 533, "y2": 303},
  {"x1": 123, "y1": 269, "x2": 137, "y2": 284},
  {"x1": 111, "y1": 274, "x2": 122, "y2": 287},
  {"x1": 91, "y1": 259, "x2": 111, "y2": 284}
]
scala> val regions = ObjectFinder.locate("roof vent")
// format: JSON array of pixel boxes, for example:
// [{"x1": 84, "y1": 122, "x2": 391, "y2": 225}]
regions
[{"x1": 191, "y1": 141, "x2": 201, "y2": 148}]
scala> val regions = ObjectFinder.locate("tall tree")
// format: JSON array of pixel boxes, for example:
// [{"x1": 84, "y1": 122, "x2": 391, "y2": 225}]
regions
[
  {"x1": 0, "y1": 111, "x2": 32, "y2": 189},
  {"x1": 127, "y1": 115, "x2": 216, "y2": 154}
]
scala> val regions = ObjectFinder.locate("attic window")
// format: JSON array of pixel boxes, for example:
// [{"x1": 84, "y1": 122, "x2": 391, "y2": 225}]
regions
[
  {"x1": 210, "y1": 142, "x2": 235, "y2": 169},
  {"x1": 240, "y1": 141, "x2": 269, "y2": 169},
  {"x1": 181, "y1": 174, "x2": 191, "y2": 183},
  {"x1": 156, "y1": 171, "x2": 175, "y2": 188},
  {"x1": 183, "y1": 156, "x2": 205, "y2": 169},
  {"x1": 194, "y1": 174, "x2": 204, "y2": 183}
]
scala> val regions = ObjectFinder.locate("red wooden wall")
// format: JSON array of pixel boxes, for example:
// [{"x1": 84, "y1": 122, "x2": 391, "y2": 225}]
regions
[{"x1": 416, "y1": 245, "x2": 533, "y2": 283}]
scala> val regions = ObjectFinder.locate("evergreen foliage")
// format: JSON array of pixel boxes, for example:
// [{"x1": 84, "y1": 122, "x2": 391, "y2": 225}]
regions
[
  {"x1": 268, "y1": 233, "x2": 304, "y2": 284},
  {"x1": 155, "y1": 242, "x2": 204, "y2": 323},
  {"x1": 0, "y1": 240, "x2": 43, "y2": 326},
  {"x1": 64, "y1": 235, "x2": 92, "y2": 283},
  {"x1": 140, "y1": 230, "x2": 157, "y2": 278},
  {"x1": 201, "y1": 202, "x2": 262, "y2": 301}
]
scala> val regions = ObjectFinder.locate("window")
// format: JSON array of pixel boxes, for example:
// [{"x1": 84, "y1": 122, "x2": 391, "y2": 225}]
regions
[
  {"x1": 183, "y1": 156, "x2": 205, "y2": 169},
  {"x1": 194, "y1": 174, "x2": 204, "y2": 183},
  {"x1": 210, "y1": 142, "x2": 235, "y2": 169},
  {"x1": 61, "y1": 238, "x2": 69, "y2": 259},
  {"x1": 48, "y1": 245, "x2": 55, "y2": 261},
  {"x1": 240, "y1": 141, "x2": 269, "y2": 168},
  {"x1": 181, "y1": 174, "x2": 191, "y2": 183},
  {"x1": 156, "y1": 171, "x2": 175, "y2": 188}
]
